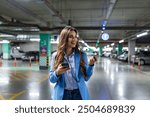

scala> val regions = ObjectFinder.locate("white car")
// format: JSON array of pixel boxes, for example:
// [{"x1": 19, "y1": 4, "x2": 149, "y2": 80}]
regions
[
  {"x1": 118, "y1": 51, "x2": 128, "y2": 61},
  {"x1": 10, "y1": 47, "x2": 25, "y2": 59}
]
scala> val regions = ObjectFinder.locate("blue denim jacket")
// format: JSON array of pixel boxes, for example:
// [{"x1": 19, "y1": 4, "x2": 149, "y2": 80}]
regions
[{"x1": 49, "y1": 50, "x2": 94, "y2": 100}]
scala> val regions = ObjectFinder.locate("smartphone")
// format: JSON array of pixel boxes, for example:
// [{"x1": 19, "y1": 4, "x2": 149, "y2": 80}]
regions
[
  {"x1": 61, "y1": 62, "x2": 69, "y2": 68},
  {"x1": 93, "y1": 56, "x2": 97, "y2": 61}
]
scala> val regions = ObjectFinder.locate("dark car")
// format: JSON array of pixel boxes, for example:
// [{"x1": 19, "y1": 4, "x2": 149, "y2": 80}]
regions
[
  {"x1": 131, "y1": 51, "x2": 150, "y2": 65},
  {"x1": 21, "y1": 51, "x2": 39, "y2": 61},
  {"x1": 0, "y1": 52, "x2": 3, "y2": 58}
]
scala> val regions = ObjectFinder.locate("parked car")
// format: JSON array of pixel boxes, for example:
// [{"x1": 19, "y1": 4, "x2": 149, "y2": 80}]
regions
[
  {"x1": 0, "y1": 52, "x2": 3, "y2": 58},
  {"x1": 21, "y1": 51, "x2": 39, "y2": 61},
  {"x1": 86, "y1": 51, "x2": 98, "y2": 56},
  {"x1": 131, "y1": 51, "x2": 150, "y2": 65},
  {"x1": 102, "y1": 51, "x2": 111, "y2": 57},
  {"x1": 10, "y1": 47, "x2": 25, "y2": 59},
  {"x1": 110, "y1": 51, "x2": 118, "y2": 59},
  {"x1": 118, "y1": 51, "x2": 128, "y2": 61}
]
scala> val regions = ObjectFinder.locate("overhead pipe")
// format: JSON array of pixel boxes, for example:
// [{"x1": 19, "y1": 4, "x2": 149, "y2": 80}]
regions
[
  {"x1": 43, "y1": 0, "x2": 67, "y2": 24},
  {"x1": 102, "y1": 0, "x2": 118, "y2": 26},
  {"x1": 0, "y1": 16, "x2": 10, "y2": 23},
  {"x1": 0, "y1": 23, "x2": 39, "y2": 28}
]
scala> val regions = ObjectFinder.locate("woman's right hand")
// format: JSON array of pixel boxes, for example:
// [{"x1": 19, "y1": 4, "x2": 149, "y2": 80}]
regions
[{"x1": 55, "y1": 64, "x2": 70, "y2": 76}]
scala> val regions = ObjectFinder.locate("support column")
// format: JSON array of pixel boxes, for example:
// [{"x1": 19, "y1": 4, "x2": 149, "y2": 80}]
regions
[
  {"x1": 128, "y1": 40, "x2": 135, "y2": 62},
  {"x1": 39, "y1": 33, "x2": 51, "y2": 70},
  {"x1": 2, "y1": 41, "x2": 10, "y2": 59},
  {"x1": 117, "y1": 43, "x2": 123, "y2": 55},
  {"x1": 112, "y1": 46, "x2": 116, "y2": 53},
  {"x1": 99, "y1": 46, "x2": 103, "y2": 56},
  {"x1": 96, "y1": 39, "x2": 103, "y2": 57}
]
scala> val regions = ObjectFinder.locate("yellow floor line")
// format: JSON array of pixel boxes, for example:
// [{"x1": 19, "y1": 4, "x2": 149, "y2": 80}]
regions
[
  {"x1": 0, "y1": 95, "x2": 5, "y2": 100},
  {"x1": 38, "y1": 77, "x2": 48, "y2": 83},
  {"x1": 8, "y1": 89, "x2": 27, "y2": 100},
  {"x1": 12, "y1": 77, "x2": 20, "y2": 80}
]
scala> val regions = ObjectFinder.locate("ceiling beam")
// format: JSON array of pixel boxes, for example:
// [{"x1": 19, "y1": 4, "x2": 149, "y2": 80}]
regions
[
  {"x1": 7, "y1": 0, "x2": 48, "y2": 27},
  {"x1": 0, "y1": 23, "x2": 38, "y2": 28},
  {"x1": 76, "y1": 26, "x2": 150, "y2": 30},
  {"x1": 86, "y1": 40, "x2": 120, "y2": 43},
  {"x1": 43, "y1": 0, "x2": 67, "y2": 24},
  {"x1": 0, "y1": 16, "x2": 10, "y2": 23},
  {"x1": 39, "y1": 26, "x2": 150, "y2": 31},
  {"x1": 0, "y1": 30, "x2": 17, "y2": 35},
  {"x1": 1, "y1": 23, "x2": 150, "y2": 30},
  {"x1": 101, "y1": 0, "x2": 118, "y2": 27},
  {"x1": 106, "y1": 0, "x2": 118, "y2": 20}
]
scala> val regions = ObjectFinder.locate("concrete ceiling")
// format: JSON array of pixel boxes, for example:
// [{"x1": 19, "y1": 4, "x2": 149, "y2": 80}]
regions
[{"x1": 0, "y1": 0, "x2": 150, "y2": 46}]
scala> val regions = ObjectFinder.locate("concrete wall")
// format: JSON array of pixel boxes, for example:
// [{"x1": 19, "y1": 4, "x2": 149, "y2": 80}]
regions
[
  {"x1": 51, "y1": 43, "x2": 58, "y2": 52},
  {"x1": 11, "y1": 42, "x2": 57, "y2": 53},
  {"x1": 20, "y1": 42, "x2": 39, "y2": 52}
]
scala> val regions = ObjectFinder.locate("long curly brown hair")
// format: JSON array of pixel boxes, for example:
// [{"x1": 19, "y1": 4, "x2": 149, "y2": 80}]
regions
[{"x1": 54, "y1": 26, "x2": 86, "y2": 77}]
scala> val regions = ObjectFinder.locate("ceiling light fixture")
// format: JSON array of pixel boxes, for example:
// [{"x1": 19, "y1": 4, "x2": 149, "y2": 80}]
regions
[
  {"x1": 111, "y1": 43, "x2": 115, "y2": 46},
  {"x1": 136, "y1": 31, "x2": 148, "y2": 38},
  {"x1": 0, "y1": 34, "x2": 14, "y2": 38},
  {"x1": 30, "y1": 38, "x2": 40, "y2": 42},
  {"x1": 119, "y1": 40, "x2": 124, "y2": 43},
  {"x1": 0, "y1": 40, "x2": 10, "y2": 43},
  {"x1": 136, "y1": 31, "x2": 148, "y2": 37}
]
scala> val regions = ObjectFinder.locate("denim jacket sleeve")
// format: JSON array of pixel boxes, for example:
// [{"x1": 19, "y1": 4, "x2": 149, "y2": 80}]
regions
[
  {"x1": 82, "y1": 52, "x2": 94, "y2": 81},
  {"x1": 49, "y1": 52, "x2": 61, "y2": 83}
]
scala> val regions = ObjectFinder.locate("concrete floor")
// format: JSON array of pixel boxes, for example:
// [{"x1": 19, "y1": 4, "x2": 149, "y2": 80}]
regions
[{"x1": 0, "y1": 58, "x2": 150, "y2": 100}]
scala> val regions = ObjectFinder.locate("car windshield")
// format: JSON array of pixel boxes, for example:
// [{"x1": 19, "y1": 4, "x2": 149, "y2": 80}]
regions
[
  {"x1": 135, "y1": 51, "x2": 150, "y2": 56},
  {"x1": 25, "y1": 51, "x2": 39, "y2": 56},
  {"x1": 19, "y1": 50, "x2": 24, "y2": 53},
  {"x1": 143, "y1": 51, "x2": 150, "y2": 56}
]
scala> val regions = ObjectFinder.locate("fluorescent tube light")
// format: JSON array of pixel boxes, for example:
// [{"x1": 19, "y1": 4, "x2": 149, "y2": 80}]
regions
[
  {"x1": 119, "y1": 40, "x2": 124, "y2": 43},
  {"x1": 0, "y1": 34, "x2": 14, "y2": 38},
  {"x1": 136, "y1": 32, "x2": 148, "y2": 38},
  {"x1": 111, "y1": 43, "x2": 115, "y2": 46},
  {"x1": 106, "y1": 45, "x2": 110, "y2": 47},
  {"x1": 30, "y1": 38, "x2": 40, "y2": 42},
  {"x1": 0, "y1": 40, "x2": 10, "y2": 43}
]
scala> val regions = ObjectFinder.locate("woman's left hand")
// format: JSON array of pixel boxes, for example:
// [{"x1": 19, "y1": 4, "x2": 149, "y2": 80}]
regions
[{"x1": 89, "y1": 56, "x2": 97, "y2": 65}]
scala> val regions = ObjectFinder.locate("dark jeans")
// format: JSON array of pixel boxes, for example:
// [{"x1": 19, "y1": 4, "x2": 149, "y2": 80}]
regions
[{"x1": 63, "y1": 89, "x2": 82, "y2": 100}]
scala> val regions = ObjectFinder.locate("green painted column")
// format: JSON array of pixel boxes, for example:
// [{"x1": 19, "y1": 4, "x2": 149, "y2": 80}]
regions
[
  {"x1": 2, "y1": 42, "x2": 10, "y2": 59},
  {"x1": 99, "y1": 46, "x2": 103, "y2": 56},
  {"x1": 39, "y1": 33, "x2": 51, "y2": 70},
  {"x1": 96, "y1": 39, "x2": 103, "y2": 56},
  {"x1": 117, "y1": 43, "x2": 123, "y2": 55}
]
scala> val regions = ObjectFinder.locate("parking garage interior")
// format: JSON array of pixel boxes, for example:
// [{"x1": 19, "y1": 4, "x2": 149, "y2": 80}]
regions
[{"x1": 0, "y1": 0, "x2": 150, "y2": 100}]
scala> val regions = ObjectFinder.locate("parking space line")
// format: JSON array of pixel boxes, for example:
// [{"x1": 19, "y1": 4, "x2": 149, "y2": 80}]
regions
[
  {"x1": 38, "y1": 77, "x2": 48, "y2": 83},
  {"x1": 8, "y1": 89, "x2": 27, "y2": 100}
]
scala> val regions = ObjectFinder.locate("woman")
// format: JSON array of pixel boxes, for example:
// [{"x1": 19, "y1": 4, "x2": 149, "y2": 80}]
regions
[{"x1": 49, "y1": 26, "x2": 96, "y2": 100}]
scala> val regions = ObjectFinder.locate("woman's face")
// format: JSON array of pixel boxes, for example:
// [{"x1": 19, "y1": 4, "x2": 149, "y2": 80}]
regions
[{"x1": 67, "y1": 31, "x2": 78, "y2": 49}]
